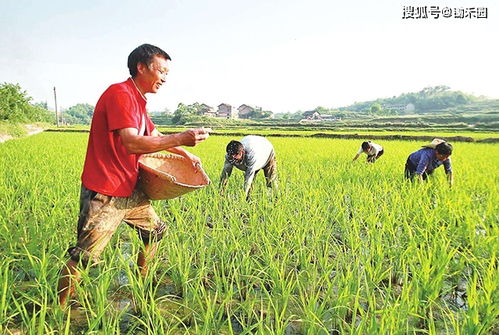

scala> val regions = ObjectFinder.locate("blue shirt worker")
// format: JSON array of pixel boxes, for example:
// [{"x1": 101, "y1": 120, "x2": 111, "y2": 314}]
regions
[
  {"x1": 404, "y1": 140, "x2": 453, "y2": 187},
  {"x1": 220, "y1": 135, "x2": 277, "y2": 200}
]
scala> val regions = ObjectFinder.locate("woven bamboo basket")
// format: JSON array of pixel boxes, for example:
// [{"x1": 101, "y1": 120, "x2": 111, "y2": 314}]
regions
[{"x1": 138, "y1": 153, "x2": 210, "y2": 200}]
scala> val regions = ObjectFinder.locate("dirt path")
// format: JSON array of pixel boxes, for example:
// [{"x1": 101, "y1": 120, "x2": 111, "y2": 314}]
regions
[
  {"x1": 0, "y1": 124, "x2": 45, "y2": 143},
  {"x1": 0, "y1": 134, "x2": 14, "y2": 143}
]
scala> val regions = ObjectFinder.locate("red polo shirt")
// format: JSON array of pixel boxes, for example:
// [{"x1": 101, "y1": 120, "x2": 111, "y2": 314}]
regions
[{"x1": 81, "y1": 78, "x2": 155, "y2": 197}]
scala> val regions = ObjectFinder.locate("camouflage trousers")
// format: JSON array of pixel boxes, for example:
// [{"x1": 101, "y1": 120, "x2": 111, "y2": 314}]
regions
[
  {"x1": 262, "y1": 150, "x2": 278, "y2": 188},
  {"x1": 68, "y1": 185, "x2": 166, "y2": 265}
]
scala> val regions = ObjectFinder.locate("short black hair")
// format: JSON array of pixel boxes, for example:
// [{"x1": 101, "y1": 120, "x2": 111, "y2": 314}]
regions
[
  {"x1": 226, "y1": 140, "x2": 244, "y2": 156},
  {"x1": 435, "y1": 142, "x2": 453, "y2": 155},
  {"x1": 127, "y1": 44, "x2": 171, "y2": 77},
  {"x1": 361, "y1": 141, "x2": 370, "y2": 150}
]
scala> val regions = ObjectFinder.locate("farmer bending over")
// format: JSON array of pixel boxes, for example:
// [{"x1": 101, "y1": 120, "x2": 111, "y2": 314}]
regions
[
  {"x1": 352, "y1": 141, "x2": 384, "y2": 163},
  {"x1": 220, "y1": 135, "x2": 277, "y2": 200},
  {"x1": 57, "y1": 44, "x2": 211, "y2": 307},
  {"x1": 404, "y1": 140, "x2": 453, "y2": 187}
]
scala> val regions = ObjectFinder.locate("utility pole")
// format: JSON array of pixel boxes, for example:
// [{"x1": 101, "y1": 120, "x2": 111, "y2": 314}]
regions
[{"x1": 53, "y1": 87, "x2": 59, "y2": 127}]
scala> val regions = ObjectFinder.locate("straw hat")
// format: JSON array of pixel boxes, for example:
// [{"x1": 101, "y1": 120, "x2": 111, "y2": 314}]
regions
[
  {"x1": 422, "y1": 138, "x2": 446, "y2": 149},
  {"x1": 138, "y1": 153, "x2": 210, "y2": 200}
]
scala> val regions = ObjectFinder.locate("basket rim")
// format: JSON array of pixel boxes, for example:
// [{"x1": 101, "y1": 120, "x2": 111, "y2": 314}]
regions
[
  {"x1": 141, "y1": 152, "x2": 189, "y2": 161},
  {"x1": 139, "y1": 152, "x2": 211, "y2": 188}
]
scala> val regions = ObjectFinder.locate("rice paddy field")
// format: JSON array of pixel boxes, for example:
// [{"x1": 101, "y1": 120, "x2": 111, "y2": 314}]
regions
[
  {"x1": 55, "y1": 126, "x2": 499, "y2": 140},
  {"x1": 0, "y1": 132, "x2": 497, "y2": 334},
  {"x1": 156, "y1": 127, "x2": 499, "y2": 141}
]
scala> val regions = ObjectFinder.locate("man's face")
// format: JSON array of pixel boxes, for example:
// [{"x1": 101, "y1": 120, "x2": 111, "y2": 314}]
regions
[
  {"x1": 138, "y1": 55, "x2": 169, "y2": 94},
  {"x1": 436, "y1": 152, "x2": 450, "y2": 161},
  {"x1": 229, "y1": 150, "x2": 244, "y2": 164}
]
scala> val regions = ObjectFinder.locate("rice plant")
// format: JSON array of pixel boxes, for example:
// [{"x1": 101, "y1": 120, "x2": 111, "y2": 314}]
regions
[{"x1": 0, "y1": 132, "x2": 497, "y2": 334}]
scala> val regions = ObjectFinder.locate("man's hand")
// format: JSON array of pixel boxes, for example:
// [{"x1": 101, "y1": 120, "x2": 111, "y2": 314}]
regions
[
  {"x1": 177, "y1": 128, "x2": 212, "y2": 147},
  {"x1": 118, "y1": 127, "x2": 212, "y2": 154}
]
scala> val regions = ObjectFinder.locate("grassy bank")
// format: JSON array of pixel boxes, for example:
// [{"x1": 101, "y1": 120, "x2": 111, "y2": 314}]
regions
[{"x1": 0, "y1": 122, "x2": 50, "y2": 142}]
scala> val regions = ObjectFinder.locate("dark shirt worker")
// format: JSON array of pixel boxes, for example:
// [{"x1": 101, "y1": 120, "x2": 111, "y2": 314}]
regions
[{"x1": 404, "y1": 141, "x2": 453, "y2": 187}]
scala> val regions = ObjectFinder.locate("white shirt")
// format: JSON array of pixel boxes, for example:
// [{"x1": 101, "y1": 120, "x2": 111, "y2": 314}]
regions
[
  {"x1": 220, "y1": 135, "x2": 275, "y2": 195},
  {"x1": 357, "y1": 142, "x2": 383, "y2": 156}
]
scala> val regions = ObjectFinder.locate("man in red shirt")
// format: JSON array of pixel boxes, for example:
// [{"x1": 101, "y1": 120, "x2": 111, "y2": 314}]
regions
[{"x1": 58, "y1": 44, "x2": 211, "y2": 307}]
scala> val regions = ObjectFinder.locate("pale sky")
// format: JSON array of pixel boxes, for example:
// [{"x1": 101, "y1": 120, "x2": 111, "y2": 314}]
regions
[{"x1": 1, "y1": 0, "x2": 498, "y2": 114}]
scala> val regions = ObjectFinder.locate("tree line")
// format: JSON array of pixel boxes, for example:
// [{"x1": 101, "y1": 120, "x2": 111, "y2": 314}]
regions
[
  {"x1": 275, "y1": 86, "x2": 495, "y2": 120},
  {"x1": 2, "y1": 82, "x2": 496, "y2": 126},
  {"x1": 337, "y1": 85, "x2": 483, "y2": 114},
  {"x1": 0, "y1": 82, "x2": 273, "y2": 126},
  {"x1": 0, "y1": 82, "x2": 97, "y2": 125},
  {"x1": 0, "y1": 83, "x2": 53, "y2": 123}
]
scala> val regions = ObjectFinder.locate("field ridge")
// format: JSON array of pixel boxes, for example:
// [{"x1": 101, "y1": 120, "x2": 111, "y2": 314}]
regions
[{"x1": 44, "y1": 128, "x2": 499, "y2": 143}]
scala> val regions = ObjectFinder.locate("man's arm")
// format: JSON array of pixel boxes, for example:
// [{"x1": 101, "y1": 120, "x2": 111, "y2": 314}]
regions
[
  {"x1": 219, "y1": 160, "x2": 233, "y2": 193},
  {"x1": 352, "y1": 147, "x2": 363, "y2": 162},
  {"x1": 415, "y1": 153, "x2": 430, "y2": 177},
  {"x1": 444, "y1": 158, "x2": 453, "y2": 187},
  {"x1": 443, "y1": 157, "x2": 454, "y2": 187},
  {"x1": 118, "y1": 127, "x2": 210, "y2": 154},
  {"x1": 243, "y1": 169, "x2": 257, "y2": 199},
  {"x1": 148, "y1": 128, "x2": 202, "y2": 169}
]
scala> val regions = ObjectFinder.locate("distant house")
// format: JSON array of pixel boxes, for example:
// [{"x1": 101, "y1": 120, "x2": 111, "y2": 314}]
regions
[
  {"x1": 382, "y1": 103, "x2": 404, "y2": 111},
  {"x1": 405, "y1": 103, "x2": 415, "y2": 112},
  {"x1": 302, "y1": 111, "x2": 316, "y2": 119},
  {"x1": 217, "y1": 103, "x2": 238, "y2": 119},
  {"x1": 307, "y1": 112, "x2": 322, "y2": 120},
  {"x1": 301, "y1": 111, "x2": 339, "y2": 122},
  {"x1": 381, "y1": 103, "x2": 416, "y2": 113},
  {"x1": 237, "y1": 104, "x2": 255, "y2": 119},
  {"x1": 198, "y1": 104, "x2": 217, "y2": 117},
  {"x1": 320, "y1": 114, "x2": 338, "y2": 121}
]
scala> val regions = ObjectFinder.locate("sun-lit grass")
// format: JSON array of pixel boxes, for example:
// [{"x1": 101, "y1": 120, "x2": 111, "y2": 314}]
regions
[{"x1": 0, "y1": 132, "x2": 497, "y2": 334}]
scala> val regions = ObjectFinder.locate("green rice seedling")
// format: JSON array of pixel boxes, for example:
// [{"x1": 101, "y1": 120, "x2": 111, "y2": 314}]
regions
[
  {"x1": 461, "y1": 258, "x2": 498, "y2": 335},
  {"x1": 1, "y1": 132, "x2": 498, "y2": 333},
  {"x1": 0, "y1": 259, "x2": 16, "y2": 332}
]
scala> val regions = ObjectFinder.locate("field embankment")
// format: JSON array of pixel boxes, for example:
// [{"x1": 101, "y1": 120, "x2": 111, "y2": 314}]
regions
[
  {"x1": 44, "y1": 127, "x2": 499, "y2": 143},
  {"x1": 0, "y1": 123, "x2": 47, "y2": 143}
]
